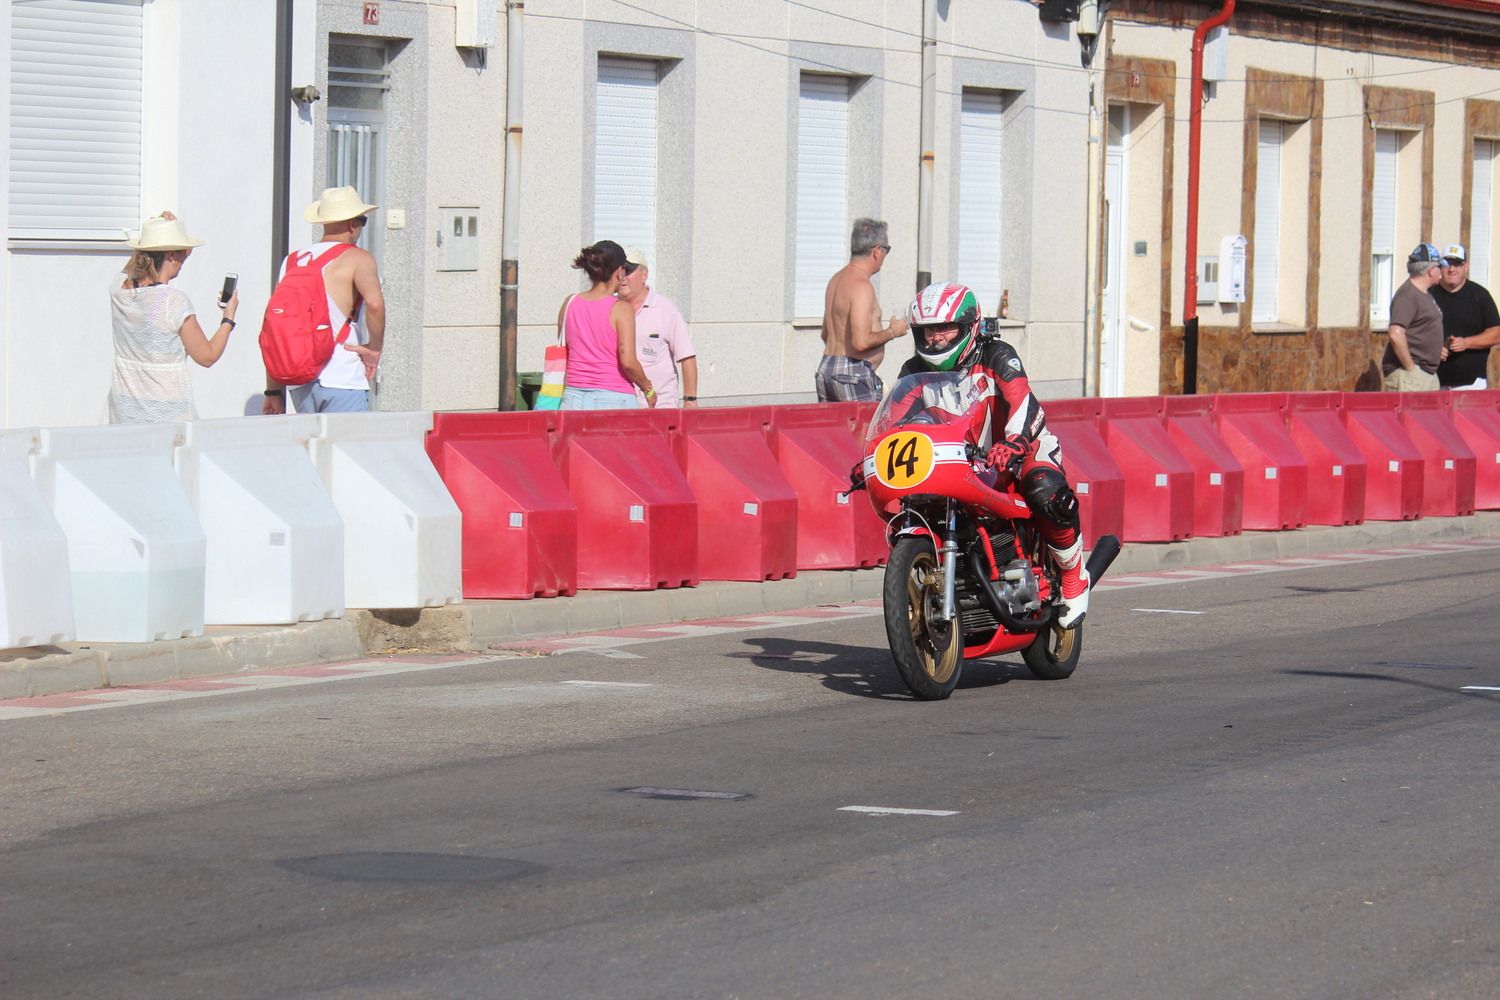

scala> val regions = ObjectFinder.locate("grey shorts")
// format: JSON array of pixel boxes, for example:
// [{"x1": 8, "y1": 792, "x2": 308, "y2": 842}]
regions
[{"x1": 815, "y1": 356, "x2": 884, "y2": 402}]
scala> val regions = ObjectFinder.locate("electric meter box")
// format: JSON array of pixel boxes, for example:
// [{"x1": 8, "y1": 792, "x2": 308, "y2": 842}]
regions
[
  {"x1": 456, "y1": 0, "x2": 497, "y2": 48},
  {"x1": 1218, "y1": 235, "x2": 1248, "y2": 304}
]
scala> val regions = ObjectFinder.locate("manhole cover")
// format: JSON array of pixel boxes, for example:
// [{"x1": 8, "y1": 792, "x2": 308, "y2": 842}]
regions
[{"x1": 278, "y1": 852, "x2": 545, "y2": 883}]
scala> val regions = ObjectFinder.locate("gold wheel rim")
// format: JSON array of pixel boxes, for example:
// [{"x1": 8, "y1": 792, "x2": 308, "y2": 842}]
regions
[
  {"x1": 906, "y1": 550, "x2": 959, "y2": 685},
  {"x1": 1049, "y1": 622, "x2": 1078, "y2": 662}
]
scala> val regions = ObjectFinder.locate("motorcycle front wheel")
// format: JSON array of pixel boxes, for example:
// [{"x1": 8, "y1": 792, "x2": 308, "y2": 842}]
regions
[
  {"x1": 883, "y1": 536, "x2": 964, "y2": 700},
  {"x1": 1021, "y1": 620, "x2": 1082, "y2": 680}
]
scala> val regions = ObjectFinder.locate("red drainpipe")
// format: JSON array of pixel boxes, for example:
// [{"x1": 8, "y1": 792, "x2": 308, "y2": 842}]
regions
[{"x1": 1182, "y1": 0, "x2": 1235, "y2": 394}]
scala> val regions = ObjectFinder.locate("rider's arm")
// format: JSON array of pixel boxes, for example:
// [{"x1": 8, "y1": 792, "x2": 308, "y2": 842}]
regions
[{"x1": 985, "y1": 342, "x2": 1046, "y2": 445}]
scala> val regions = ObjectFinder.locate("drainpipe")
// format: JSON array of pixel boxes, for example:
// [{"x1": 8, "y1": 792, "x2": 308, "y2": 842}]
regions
[
  {"x1": 1182, "y1": 0, "x2": 1234, "y2": 395},
  {"x1": 498, "y1": 1, "x2": 524, "y2": 410},
  {"x1": 916, "y1": 0, "x2": 937, "y2": 293},
  {"x1": 271, "y1": 0, "x2": 293, "y2": 283}
]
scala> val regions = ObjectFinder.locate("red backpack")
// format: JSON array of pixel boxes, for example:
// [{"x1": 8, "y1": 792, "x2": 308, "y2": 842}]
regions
[{"x1": 258, "y1": 243, "x2": 362, "y2": 386}]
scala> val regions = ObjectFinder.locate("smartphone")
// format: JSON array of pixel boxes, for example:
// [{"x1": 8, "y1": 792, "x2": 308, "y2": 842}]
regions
[{"x1": 220, "y1": 272, "x2": 238, "y2": 306}]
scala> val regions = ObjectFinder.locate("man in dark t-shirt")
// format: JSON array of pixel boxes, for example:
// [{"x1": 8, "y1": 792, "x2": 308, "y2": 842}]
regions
[
  {"x1": 1381, "y1": 243, "x2": 1447, "y2": 392},
  {"x1": 1432, "y1": 243, "x2": 1500, "y2": 390}
]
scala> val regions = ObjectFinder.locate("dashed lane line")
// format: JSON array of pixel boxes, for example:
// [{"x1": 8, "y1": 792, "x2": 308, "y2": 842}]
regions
[{"x1": 2, "y1": 537, "x2": 1495, "y2": 720}]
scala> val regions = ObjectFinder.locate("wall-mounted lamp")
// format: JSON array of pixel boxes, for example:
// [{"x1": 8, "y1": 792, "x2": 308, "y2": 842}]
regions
[{"x1": 290, "y1": 85, "x2": 322, "y2": 105}]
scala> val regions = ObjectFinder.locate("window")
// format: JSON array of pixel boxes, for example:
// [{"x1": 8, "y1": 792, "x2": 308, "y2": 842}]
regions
[
  {"x1": 327, "y1": 37, "x2": 389, "y2": 259},
  {"x1": 595, "y1": 56, "x2": 658, "y2": 263},
  {"x1": 9, "y1": 0, "x2": 144, "y2": 239},
  {"x1": 1370, "y1": 129, "x2": 1399, "y2": 325},
  {"x1": 1473, "y1": 139, "x2": 1495, "y2": 287},
  {"x1": 959, "y1": 90, "x2": 1005, "y2": 316},
  {"x1": 795, "y1": 74, "x2": 850, "y2": 318},
  {"x1": 1252, "y1": 120, "x2": 1282, "y2": 324}
]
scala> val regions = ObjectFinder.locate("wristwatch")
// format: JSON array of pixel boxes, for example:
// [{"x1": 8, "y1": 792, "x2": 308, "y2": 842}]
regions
[{"x1": 682, "y1": 395, "x2": 698, "y2": 401}]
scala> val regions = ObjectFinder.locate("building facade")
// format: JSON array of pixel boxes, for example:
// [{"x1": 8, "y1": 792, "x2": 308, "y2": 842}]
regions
[{"x1": 1103, "y1": 0, "x2": 1500, "y2": 395}]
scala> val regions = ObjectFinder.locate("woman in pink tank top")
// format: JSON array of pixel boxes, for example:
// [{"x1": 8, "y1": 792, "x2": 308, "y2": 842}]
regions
[{"x1": 555, "y1": 240, "x2": 657, "y2": 410}]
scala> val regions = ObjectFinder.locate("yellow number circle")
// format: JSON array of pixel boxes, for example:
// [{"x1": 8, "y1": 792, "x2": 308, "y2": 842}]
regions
[{"x1": 873, "y1": 431, "x2": 936, "y2": 489}]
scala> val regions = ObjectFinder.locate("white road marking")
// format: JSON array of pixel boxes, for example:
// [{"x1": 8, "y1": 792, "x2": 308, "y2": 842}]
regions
[
  {"x1": 625, "y1": 786, "x2": 750, "y2": 800},
  {"x1": 839, "y1": 805, "x2": 960, "y2": 817},
  {"x1": 560, "y1": 680, "x2": 653, "y2": 688},
  {"x1": 1460, "y1": 686, "x2": 1500, "y2": 692},
  {"x1": 1131, "y1": 608, "x2": 1205, "y2": 615}
]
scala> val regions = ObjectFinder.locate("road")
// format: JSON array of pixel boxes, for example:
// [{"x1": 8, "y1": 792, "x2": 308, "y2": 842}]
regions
[{"x1": 2, "y1": 542, "x2": 1499, "y2": 999}]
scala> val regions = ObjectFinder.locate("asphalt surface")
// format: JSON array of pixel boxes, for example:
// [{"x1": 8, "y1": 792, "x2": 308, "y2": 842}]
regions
[{"x1": 2, "y1": 541, "x2": 1499, "y2": 998}]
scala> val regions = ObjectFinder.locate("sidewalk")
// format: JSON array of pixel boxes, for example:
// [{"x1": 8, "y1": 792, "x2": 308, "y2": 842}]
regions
[{"x1": 5, "y1": 511, "x2": 1499, "y2": 700}]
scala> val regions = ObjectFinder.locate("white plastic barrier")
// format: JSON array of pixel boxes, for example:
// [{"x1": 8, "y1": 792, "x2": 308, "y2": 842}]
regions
[
  {"x1": 33, "y1": 424, "x2": 205, "y2": 642},
  {"x1": 308, "y1": 412, "x2": 462, "y2": 609},
  {"x1": 0, "y1": 430, "x2": 75, "y2": 647},
  {"x1": 176, "y1": 416, "x2": 345, "y2": 625}
]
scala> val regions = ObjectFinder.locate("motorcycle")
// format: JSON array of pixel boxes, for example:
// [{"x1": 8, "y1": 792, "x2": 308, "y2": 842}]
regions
[{"x1": 853, "y1": 370, "x2": 1121, "y2": 700}]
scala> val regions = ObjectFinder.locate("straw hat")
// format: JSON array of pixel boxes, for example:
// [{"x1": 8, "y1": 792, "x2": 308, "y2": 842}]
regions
[
  {"x1": 126, "y1": 215, "x2": 204, "y2": 250},
  {"x1": 304, "y1": 185, "x2": 379, "y2": 224}
]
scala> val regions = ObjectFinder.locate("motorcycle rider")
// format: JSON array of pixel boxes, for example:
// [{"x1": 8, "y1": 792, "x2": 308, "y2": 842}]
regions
[{"x1": 899, "y1": 281, "x2": 1091, "y2": 627}]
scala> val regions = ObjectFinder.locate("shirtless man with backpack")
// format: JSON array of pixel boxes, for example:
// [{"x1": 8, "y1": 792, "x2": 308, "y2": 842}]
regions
[{"x1": 262, "y1": 186, "x2": 386, "y2": 414}]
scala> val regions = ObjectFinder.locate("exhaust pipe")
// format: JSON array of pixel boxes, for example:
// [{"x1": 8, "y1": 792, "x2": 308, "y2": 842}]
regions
[{"x1": 1085, "y1": 534, "x2": 1121, "y2": 585}]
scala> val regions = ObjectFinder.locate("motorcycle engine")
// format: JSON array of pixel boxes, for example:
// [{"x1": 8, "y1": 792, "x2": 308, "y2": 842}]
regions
[{"x1": 995, "y1": 558, "x2": 1042, "y2": 614}]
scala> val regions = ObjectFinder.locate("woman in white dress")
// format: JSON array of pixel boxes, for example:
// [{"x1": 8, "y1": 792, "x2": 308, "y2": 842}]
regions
[{"x1": 108, "y1": 213, "x2": 238, "y2": 424}]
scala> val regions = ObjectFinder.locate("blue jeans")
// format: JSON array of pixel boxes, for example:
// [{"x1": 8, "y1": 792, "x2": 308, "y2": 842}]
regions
[
  {"x1": 561, "y1": 387, "x2": 640, "y2": 410},
  {"x1": 290, "y1": 382, "x2": 370, "y2": 413}
]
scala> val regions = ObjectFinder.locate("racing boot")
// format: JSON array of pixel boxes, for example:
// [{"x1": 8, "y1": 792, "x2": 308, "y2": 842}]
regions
[{"x1": 1051, "y1": 537, "x2": 1090, "y2": 628}]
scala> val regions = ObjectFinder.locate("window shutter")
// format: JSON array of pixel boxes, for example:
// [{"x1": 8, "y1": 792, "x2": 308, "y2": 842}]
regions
[
  {"x1": 795, "y1": 74, "x2": 850, "y2": 318},
  {"x1": 9, "y1": 0, "x2": 144, "y2": 239},
  {"x1": 1252, "y1": 120, "x2": 1282, "y2": 324},
  {"x1": 1370, "y1": 129, "x2": 1398, "y2": 323},
  {"x1": 595, "y1": 57, "x2": 658, "y2": 266},
  {"x1": 959, "y1": 91, "x2": 1004, "y2": 315},
  {"x1": 1472, "y1": 139, "x2": 1494, "y2": 288}
]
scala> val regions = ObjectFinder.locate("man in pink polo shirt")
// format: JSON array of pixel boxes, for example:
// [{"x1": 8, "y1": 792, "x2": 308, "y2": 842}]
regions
[{"x1": 618, "y1": 247, "x2": 699, "y2": 408}]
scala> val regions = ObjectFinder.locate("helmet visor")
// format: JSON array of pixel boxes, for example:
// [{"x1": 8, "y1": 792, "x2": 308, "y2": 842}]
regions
[{"x1": 914, "y1": 324, "x2": 973, "y2": 370}]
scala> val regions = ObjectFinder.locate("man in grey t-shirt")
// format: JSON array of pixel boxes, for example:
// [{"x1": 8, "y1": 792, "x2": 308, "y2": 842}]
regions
[{"x1": 1381, "y1": 243, "x2": 1446, "y2": 392}]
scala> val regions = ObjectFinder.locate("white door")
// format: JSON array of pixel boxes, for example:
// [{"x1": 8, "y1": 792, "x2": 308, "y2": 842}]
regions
[{"x1": 1100, "y1": 110, "x2": 1127, "y2": 397}]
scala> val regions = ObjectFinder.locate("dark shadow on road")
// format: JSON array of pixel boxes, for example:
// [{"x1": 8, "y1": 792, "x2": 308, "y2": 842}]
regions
[
  {"x1": 731, "y1": 635, "x2": 1032, "y2": 700},
  {"x1": 1284, "y1": 668, "x2": 1500, "y2": 702}
]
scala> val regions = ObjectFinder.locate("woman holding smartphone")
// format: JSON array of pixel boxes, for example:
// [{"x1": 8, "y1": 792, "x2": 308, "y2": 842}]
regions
[{"x1": 108, "y1": 212, "x2": 238, "y2": 424}]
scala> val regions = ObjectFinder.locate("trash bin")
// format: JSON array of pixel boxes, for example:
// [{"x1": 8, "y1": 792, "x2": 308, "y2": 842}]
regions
[{"x1": 516, "y1": 372, "x2": 543, "y2": 411}]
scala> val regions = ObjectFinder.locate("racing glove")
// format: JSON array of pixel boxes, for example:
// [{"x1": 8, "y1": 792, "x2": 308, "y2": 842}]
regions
[{"x1": 987, "y1": 434, "x2": 1030, "y2": 478}]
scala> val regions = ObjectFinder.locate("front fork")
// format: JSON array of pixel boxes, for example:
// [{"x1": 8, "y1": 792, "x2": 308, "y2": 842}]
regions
[{"x1": 938, "y1": 499, "x2": 959, "y2": 623}]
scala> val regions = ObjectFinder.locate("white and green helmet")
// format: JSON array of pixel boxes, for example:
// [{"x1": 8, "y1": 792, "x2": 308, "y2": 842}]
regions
[{"x1": 908, "y1": 281, "x2": 981, "y2": 371}]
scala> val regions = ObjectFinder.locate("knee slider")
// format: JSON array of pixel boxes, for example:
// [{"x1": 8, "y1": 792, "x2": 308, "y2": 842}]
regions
[{"x1": 1022, "y1": 467, "x2": 1080, "y2": 529}]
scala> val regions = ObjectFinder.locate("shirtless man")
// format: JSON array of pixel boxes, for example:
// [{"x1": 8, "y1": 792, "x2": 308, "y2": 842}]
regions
[
  {"x1": 815, "y1": 217, "x2": 909, "y2": 401},
  {"x1": 263, "y1": 185, "x2": 386, "y2": 414}
]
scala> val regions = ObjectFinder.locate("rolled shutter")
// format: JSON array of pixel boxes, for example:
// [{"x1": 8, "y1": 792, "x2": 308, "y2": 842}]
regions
[
  {"x1": 595, "y1": 57, "x2": 658, "y2": 266},
  {"x1": 9, "y1": 0, "x2": 144, "y2": 239},
  {"x1": 1371, "y1": 129, "x2": 1399, "y2": 323},
  {"x1": 1472, "y1": 140, "x2": 1494, "y2": 287},
  {"x1": 1252, "y1": 120, "x2": 1282, "y2": 324},
  {"x1": 795, "y1": 74, "x2": 849, "y2": 318},
  {"x1": 959, "y1": 90, "x2": 1004, "y2": 316}
]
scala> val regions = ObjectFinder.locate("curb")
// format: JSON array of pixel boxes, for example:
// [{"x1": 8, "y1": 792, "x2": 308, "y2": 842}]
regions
[{"x1": 3, "y1": 511, "x2": 1498, "y2": 701}]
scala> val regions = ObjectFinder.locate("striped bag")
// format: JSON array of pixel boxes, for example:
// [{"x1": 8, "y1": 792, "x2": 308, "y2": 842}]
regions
[{"x1": 534, "y1": 295, "x2": 573, "y2": 410}]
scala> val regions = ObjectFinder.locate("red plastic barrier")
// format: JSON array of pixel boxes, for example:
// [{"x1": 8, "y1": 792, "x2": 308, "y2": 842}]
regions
[
  {"x1": 1044, "y1": 399, "x2": 1126, "y2": 549},
  {"x1": 1339, "y1": 393, "x2": 1424, "y2": 521},
  {"x1": 1448, "y1": 390, "x2": 1500, "y2": 510},
  {"x1": 1210, "y1": 393, "x2": 1308, "y2": 530},
  {"x1": 674, "y1": 407, "x2": 798, "y2": 582},
  {"x1": 553, "y1": 409, "x2": 698, "y2": 590},
  {"x1": 426, "y1": 412, "x2": 577, "y2": 599},
  {"x1": 1099, "y1": 397, "x2": 1195, "y2": 541},
  {"x1": 768, "y1": 404, "x2": 886, "y2": 569},
  {"x1": 1398, "y1": 393, "x2": 1476, "y2": 517},
  {"x1": 1285, "y1": 392, "x2": 1366, "y2": 526},
  {"x1": 1161, "y1": 395, "x2": 1244, "y2": 537}
]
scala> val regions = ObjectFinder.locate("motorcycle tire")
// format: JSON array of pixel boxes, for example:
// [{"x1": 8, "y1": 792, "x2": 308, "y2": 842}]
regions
[
  {"x1": 1021, "y1": 620, "x2": 1082, "y2": 680},
  {"x1": 884, "y1": 536, "x2": 964, "y2": 700}
]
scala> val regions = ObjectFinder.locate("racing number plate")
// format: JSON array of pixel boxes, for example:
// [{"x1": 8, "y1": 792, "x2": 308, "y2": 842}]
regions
[{"x1": 873, "y1": 431, "x2": 935, "y2": 489}]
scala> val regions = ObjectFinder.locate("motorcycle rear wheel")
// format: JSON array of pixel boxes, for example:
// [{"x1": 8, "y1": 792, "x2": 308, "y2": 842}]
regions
[
  {"x1": 884, "y1": 536, "x2": 964, "y2": 700},
  {"x1": 1021, "y1": 620, "x2": 1082, "y2": 680}
]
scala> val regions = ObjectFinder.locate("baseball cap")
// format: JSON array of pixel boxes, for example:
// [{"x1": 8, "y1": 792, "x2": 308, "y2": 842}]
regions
[
  {"x1": 623, "y1": 246, "x2": 648, "y2": 273},
  {"x1": 1443, "y1": 243, "x2": 1467, "y2": 263},
  {"x1": 1409, "y1": 243, "x2": 1445, "y2": 266}
]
